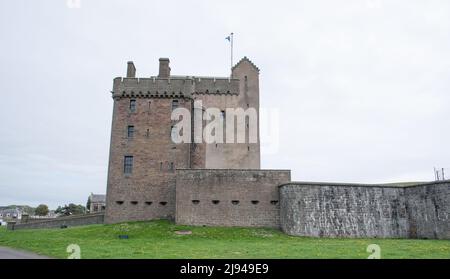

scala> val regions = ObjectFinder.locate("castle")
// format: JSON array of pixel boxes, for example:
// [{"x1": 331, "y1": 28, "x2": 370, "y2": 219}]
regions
[{"x1": 105, "y1": 58, "x2": 449, "y2": 239}]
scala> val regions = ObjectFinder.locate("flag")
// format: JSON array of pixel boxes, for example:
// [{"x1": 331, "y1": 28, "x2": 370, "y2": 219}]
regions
[{"x1": 225, "y1": 35, "x2": 231, "y2": 42}]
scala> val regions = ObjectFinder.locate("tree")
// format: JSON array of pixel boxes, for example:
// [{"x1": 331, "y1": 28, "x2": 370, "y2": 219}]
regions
[
  {"x1": 55, "y1": 203, "x2": 86, "y2": 216},
  {"x1": 35, "y1": 204, "x2": 49, "y2": 216}
]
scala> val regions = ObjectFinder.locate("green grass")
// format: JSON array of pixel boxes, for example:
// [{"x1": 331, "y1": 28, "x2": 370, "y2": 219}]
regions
[{"x1": 0, "y1": 220, "x2": 449, "y2": 259}]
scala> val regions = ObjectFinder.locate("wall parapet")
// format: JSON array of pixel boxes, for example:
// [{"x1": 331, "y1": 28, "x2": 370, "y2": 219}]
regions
[
  {"x1": 279, "y1": 180, "x2": 450, "y2": 188},
  {"x1": 112, "y1": 76, "x2": 240, "y2": 99}
]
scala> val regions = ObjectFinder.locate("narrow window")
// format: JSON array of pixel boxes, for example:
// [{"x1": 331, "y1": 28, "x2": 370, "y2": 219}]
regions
[
  {"x1": 251, "y1": 200, "x2": 259, "y2": 205},
  {"x1": 192, "y1": 200, "x2": 200, "y2": 205},
  {"x1": 145, "y1": 201, "x2": 152, "y2": 205},
  {"x1": 169, "y1": 162, "x2": 174, "y2": 172},
  {"x1": 160, "y1": 162, "x2": 163, "y2": 171},
  {"x1": 159, "y1": 201, "x2": 167, "y2": 206},
  {"x1": 212, "y1": 200, "x2": 220, "y2": 205},
  {"x1": 127, "y1": 125, "x2": 134, "y2": 138},
  {"x1": 270, "y1": 200, "x2": 279, "y2": 205},
  {"x1": 220, "y1": 110, "x2": 225, "y2": 120},
  {"x1": 116, "y1": 201, "x2": 124, "y2": 205},
  {"x1": 248, "y1": 146, "x2": 250, "y2": 151},
  {"x1": 172, "y1": 100, "x2": 179, "y2": 111},
  {"x1": 231, "y1": 200, "x2": 240, "y2": 205},
  {"x1": 124, "y1": 156, "x2": 133, "y2": 174},
  {"x1": 130, "y1": 201, "x2": 138, "y2": 205},
  {"x1": 148, "y1": 101, "x2": 151, "y2": 112},
  {"x1": 129, "y1": 100, "x2": 136, "y2": 112},
  {"x1": 146, "y1": 129, "x2": 150, "y2": 138},
  {"x1": 171, "y1": 125, "x2": 178, "y2": 142}
]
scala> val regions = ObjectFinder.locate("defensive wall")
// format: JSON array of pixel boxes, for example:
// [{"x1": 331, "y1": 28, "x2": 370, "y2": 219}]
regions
[
  {"x1": 175, "y1": 169, "x2": 291, "y2": 227},
  {"x1": 279, "y1": 181, "x2": 449, "y2": 239}
]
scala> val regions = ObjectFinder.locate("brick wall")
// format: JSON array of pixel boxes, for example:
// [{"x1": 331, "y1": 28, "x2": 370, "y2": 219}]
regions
[{"x1": 175, "y1": 169, "x2": 291, "y2": 227}]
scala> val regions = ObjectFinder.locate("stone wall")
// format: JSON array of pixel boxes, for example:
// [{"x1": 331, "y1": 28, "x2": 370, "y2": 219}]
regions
[
  {"x1": 105, "y1": 58, "x2": 263, "y2": 224},
  {"x1": 105, "y1": 95, "x2": 192, "y2": 224},
  {"x1": 10, "y1": 213, "x2": 104, "y2": 230},
  {"x1": 198, "y1": 57, "x2": 261, "y2": 169},
  {"x1": 405, "y1": 182, "x2": 449, "y2": 239},
  {"x1": 279, "y1": 181, "x2": 450, "y2": 239},
  {"x1": 175, "y1": 169, "x2": 291, "y2": 227}
]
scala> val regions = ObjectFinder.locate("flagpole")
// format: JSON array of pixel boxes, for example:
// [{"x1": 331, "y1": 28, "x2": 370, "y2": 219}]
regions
[{"x1": 230, "y1": 32, "x2": 234, "y2": 77}]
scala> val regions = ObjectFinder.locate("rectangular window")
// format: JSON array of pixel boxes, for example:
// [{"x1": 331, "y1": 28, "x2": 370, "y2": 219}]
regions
[
  {"x1": 124, "y1": 156, "x2": 133, "y2": 174},
  {"x1": 127, "y1": 125, "x2": 134, "y2": 138},
  {"x1": 170, "y1": 162, "x2": 174, "y2": 172},
  {"x1": 170, "y1": 125, "x2": 179, "y2": 142},
  {"x1": 172, "y1": 100, "x2": 179, "y2": 111},
  {"x1": 129, "y1": 100, "x2": 136, "y2": 112}
]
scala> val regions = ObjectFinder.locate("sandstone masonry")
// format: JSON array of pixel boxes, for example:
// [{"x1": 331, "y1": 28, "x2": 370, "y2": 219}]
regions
[{"x1": 105, "y1": 57, "x2": 261, "y2": 224}]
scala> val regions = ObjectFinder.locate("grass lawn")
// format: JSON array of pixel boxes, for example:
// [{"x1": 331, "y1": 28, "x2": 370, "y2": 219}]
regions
[{"x1": 0, "y1": 220, "x2": 449, "y2": 259}]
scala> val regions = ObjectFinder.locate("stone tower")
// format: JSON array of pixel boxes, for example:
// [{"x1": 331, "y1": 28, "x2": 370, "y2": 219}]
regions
[{"x1": 105, "y1": 57, "x2": 261, "y2": 223}]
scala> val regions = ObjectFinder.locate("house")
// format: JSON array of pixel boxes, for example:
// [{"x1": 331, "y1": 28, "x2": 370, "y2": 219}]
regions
[
  {"x1": 0, "y1": 208, "x2": 22, "y2": 220},
  {"x1": 88, "y1": 193, "x2": 106, "y2": 213}
]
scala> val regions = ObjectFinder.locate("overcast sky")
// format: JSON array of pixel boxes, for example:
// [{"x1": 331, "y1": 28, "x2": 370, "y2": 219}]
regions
[{"x1": 0, "y1": 0, "x2": 449, "y2": 208}]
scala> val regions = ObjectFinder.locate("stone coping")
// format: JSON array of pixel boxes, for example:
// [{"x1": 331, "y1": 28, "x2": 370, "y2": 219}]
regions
[
  {"x1": 176, "y1": 169, "x2": 291, "y2": 172},
  {"x1": 279, "y1": 180, "x2": 450, "y2": 189}
]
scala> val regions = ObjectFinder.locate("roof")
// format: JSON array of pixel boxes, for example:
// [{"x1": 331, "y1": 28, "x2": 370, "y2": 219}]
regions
[
  {"x1": 90, "y1": 194, "x2": 106, "y2": 203},
  {"x1": 232, "y1": 56, "x2": 260, "y2": 72},
  {"x1": 0, "y1": 208, "x2": 21, "y2": 214}
]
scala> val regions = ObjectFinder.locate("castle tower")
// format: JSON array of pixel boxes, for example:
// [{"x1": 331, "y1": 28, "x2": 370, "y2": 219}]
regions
[{"x1": 105, "y1": 57, "x2": 261, "y2": 223}]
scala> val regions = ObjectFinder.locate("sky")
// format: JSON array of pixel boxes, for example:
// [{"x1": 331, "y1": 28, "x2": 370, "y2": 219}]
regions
[{"x1": 0, "y1": 0, "x2": 449, "y2": 209}]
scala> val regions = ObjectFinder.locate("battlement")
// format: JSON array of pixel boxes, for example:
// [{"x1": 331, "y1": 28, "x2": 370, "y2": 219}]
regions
[
  {"x1": 112, "y1": 59, "x2": 241, "y2": 99},
  {"x1": 112, "y1": 76, "x2": 240, "y2": 99}
]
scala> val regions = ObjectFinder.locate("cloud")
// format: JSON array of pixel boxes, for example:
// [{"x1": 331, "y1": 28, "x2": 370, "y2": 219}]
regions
[{"x1": 0, "y1": 0, "x2": 449, "y2": 206}]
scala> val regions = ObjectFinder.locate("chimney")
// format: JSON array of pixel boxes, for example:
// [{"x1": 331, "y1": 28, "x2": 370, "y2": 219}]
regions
[
  {"x1": 158, "y1": 58, "x2": 171, "y2": 78},
  {"x1": 127, "y1": 61, "x2": 136, "y2": 78}
]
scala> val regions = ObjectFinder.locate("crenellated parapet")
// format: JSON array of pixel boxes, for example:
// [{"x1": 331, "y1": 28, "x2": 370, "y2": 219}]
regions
[{"x1": 112, "y1": 76, "x2": 240, "y2": 99}]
